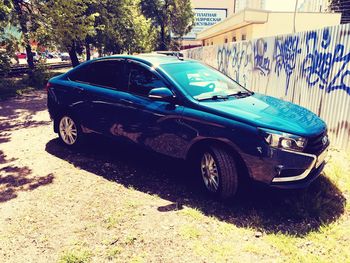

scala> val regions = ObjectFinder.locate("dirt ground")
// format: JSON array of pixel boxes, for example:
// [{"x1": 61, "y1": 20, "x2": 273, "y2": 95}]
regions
[{"x1": 0, "y1": 90, "x2": 349, "y2": 263}]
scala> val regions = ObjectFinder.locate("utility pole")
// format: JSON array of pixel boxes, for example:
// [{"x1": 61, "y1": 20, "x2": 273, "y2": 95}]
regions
[{"x1": 293, "y1": 0, "x2": 299, "y2": 33}]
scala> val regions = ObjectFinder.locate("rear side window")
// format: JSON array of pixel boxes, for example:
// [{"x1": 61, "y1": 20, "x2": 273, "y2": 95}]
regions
[
  {"x1": 68, "y1": 65, "x2": 91, "y2": 83},
  {"x1": 128, "y1": 63, "x2": 167, "y2": 97},
  {"x1": 68, "y1": 60, "x2": 126, "y2": 90}
]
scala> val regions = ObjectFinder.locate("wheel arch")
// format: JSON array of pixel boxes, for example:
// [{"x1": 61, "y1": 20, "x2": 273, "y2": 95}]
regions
[
  {"x1": 186, "y1": 138, "x2": 250, "y2": 180},
  {"x1": 53, "y1": 106, "x2": 79, "y2": 133}
]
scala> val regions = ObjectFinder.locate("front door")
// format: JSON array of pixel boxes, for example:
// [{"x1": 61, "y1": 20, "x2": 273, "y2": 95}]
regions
[{"x1": 120, "y1": 61, "x2": 188, "y2": 158}]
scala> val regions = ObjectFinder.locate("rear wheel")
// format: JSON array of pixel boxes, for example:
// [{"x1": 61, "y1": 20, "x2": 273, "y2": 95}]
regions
[
  {"x1": 199, "y1": 146, "x2": 238, "y2": 200},
  {"x1": 58, "y1": 115, "x2": 83, "y2": 147}
]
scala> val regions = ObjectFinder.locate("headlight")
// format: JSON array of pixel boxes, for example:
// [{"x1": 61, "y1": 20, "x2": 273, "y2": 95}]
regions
[{"x1": 259, "y1": 128, "x2": 307, "y2": 152}]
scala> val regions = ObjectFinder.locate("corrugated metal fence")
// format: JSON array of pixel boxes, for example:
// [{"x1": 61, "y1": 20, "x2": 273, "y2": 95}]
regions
[{"x1": 183, "y1": 23, "x2": 350, "y2": 150}]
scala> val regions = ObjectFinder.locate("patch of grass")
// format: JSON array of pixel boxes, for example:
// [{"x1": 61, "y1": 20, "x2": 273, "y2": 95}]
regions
[
  {"x1": 0, "y1": 78, "x2": 34, "y2": 100},
  {"x1": 180, "y1": 224, "x2": 202, "y2": 239},
  {"x1": 59, "y1": 249, "x2": 92, "y2": 263},
  {"x1": 180, "y1": 207, "x2": 205, "y2": 220},
  {"x1": 104, "y1": 211, "x2": 125, "y2": 229},
  {"x1": 106, "y1": 246, "x2": 123, "y2": 260},
  {"x1": 129, "y1": 254, "x2": 146, "y2": 263},
  {"x1": 0, "y1": 67, "x2": 70, "y2": 100},
  {"x1": 103, "y1": 198, "x2": 145, "y2": 230}
]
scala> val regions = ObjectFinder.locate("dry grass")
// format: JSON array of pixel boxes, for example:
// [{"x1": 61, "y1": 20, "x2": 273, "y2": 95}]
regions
[{"x1": 0, "y1": 90, "x2": 349, "y2": 262}]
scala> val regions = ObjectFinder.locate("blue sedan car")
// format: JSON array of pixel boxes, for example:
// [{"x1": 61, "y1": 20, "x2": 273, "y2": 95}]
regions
[{"x1": 47, "y1": 55, "x2": 329, "y2": 200}]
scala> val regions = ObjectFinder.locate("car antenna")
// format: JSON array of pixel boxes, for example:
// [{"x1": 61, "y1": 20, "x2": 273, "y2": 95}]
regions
[{"x1": 174, "y1": 49, "x2": 184, "y2": 61}]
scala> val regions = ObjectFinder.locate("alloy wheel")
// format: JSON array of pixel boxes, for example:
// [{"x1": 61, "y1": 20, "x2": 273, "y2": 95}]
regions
[
  {"x1": 59, "y1": 116, "x2": 78, "y2": 145},
  {"x1": 201, "y1": 152, "x2": 220, "y2": 192}
]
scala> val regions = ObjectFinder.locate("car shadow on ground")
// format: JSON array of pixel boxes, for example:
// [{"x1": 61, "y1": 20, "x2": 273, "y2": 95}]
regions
[{"x1": 45, "y1": 135, "x2": 346, "y2": 236}]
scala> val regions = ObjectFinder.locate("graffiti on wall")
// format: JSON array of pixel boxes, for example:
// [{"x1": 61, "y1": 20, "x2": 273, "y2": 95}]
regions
[
  {"x1": 186, "y1": 27, "x2": 350, "y2": 96},
  {"x1": 253, "y1": 39, "x2": 271, "y2": 76},
  {"x1": 301, "y1": 28, "x2": 350, "y2": 95},
  {"x1": 274, "y1": 36, "x2": 301, "y2": 95},
  {"x1": 183, "y1": 23, "x2": 350, "y2": 149}
]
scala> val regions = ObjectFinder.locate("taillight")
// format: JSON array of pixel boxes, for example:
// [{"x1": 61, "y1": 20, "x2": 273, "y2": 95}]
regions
[{"x1": 46, "y1": 82, "x2": 52, "y2": 92}]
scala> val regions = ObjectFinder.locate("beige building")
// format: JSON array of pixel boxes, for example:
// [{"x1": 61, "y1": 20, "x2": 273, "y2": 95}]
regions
[
  {"x1": 191, "y1": 0, "x2": 236, "y2": 15},
  {"x1": 235, "y1": 0, "x2": 265, "y2": 12},
  {"x1": 298, "y1": 0, "x2": 330, "y2": 12},
  {"x1": 181, "y1": 0, "x2": 266, "y2": 48},
  {"x1": 181, "y1": 0, "x2": 236, "y2": 48},
  {"x1": 197, "y1": 9, "x2": 341, "y2": 46}
]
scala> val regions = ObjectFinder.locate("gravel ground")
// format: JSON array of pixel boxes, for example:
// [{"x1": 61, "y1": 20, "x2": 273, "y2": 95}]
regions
[{"x1": 0, "y1": 90, "x2": 348, "y2": 263}]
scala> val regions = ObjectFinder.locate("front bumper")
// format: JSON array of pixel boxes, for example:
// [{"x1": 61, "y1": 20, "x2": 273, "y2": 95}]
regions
[{"x1": 244, "y1": 145, "x2": 329, "y2": 189}]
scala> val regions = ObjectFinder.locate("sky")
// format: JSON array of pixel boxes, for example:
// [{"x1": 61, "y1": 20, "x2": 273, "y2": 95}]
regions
[{"x1": 265, "y1": 0, "x2": 302, "y2": 12}]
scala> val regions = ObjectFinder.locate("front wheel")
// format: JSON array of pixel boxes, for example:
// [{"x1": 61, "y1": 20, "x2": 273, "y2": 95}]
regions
[
  {"x1": 199, "y1": 146, "x2": 238, "y2": 200},
  {"x1": 58, "y1": 115, "x2": 83, "y2": 147}
]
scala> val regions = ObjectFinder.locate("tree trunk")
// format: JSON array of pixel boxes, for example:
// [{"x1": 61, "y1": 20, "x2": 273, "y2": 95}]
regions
[
  {"x1": 85, "y1": 41, "x2": 91, "y2": 61},
  {"x1": 98, "y1": 48, "x2": 103, "y2": 57},
  {"x1": 160, "y1": 25, "x2": 166, "y2": 51},
  {"x1": 13, "y1": 0, "x2": 35, "y2": 70},
  {"x1": 67, "y1": 43, "x2": 80, "y2": 67},
  {"x1": 25, "y1": 44, "x2": 34, "y2": 70}
]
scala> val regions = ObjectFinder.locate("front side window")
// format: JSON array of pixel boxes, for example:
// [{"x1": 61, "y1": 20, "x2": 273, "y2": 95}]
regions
[
  {"x1": 128, "y1": 63, "x2": 167, "y2": 97},
  {"x1": 161, "y1": 62, "x2": 249, "y2": 100}
]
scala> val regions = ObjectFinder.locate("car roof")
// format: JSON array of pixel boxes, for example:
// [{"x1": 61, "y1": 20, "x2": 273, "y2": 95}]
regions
[{"x1": 92, "y1": 54, "x2": 195, "y2": 67}]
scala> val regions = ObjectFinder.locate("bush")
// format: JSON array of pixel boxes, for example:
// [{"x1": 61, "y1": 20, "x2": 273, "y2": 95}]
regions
[
  {"x1": 0, "y1": 52, "x2": 11, "y2": 76},
  {"x1": 22, "y1": 62, "x2": 49, "y2": 89},
  {"x1": 0, "y1": 78, "x2": 34, "y2": 100}
]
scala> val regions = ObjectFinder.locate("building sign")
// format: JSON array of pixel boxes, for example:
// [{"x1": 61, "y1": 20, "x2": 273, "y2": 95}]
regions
[{"x1": 183, "y1": 8, "x2": 228, "y2": 40}]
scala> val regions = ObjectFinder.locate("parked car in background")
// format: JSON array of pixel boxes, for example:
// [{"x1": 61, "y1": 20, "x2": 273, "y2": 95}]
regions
[
  {"x1": 32, "y1": 52, "x2": 40, "y2": 63},
  {"x1": 47, "y1": 55, "x2": 330, "y2": 200},
  {"x1": 60, "y1": 52, "x2": 70, "y2": 61},
  {"x1": 16, "y1": 52, "x2": 26, "y2": 59}
]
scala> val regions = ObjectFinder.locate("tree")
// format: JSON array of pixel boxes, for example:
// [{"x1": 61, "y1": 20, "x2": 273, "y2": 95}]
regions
[
  {"x1": 37, "y1": 0, "x2": 98, "y2": 66},
  {"x1": 140, "y1": 0, "x2": 193, "y2": 50},
  {"x1": 170, "y1": 0, "x2": 194, "y2": 50},
  {"x1": 8, "y1": 0, "x2": 36, "y2": 70},
  {"x1": 329, "y1": 0, "x2": 350, "y2": 24},
  {"x1": 91, "y1": 0, "x2": 156, "y2": 56}
]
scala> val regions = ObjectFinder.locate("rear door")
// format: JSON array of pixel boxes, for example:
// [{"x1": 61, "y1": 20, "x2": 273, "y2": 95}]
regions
[{"x1": 76, "y1": 59, "x2": 133, "y2": 135}]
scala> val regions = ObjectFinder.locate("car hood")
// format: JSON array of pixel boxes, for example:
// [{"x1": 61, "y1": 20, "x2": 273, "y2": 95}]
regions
[{"x1": 199, "y1": 93, "x2": 326, "y2": 137}]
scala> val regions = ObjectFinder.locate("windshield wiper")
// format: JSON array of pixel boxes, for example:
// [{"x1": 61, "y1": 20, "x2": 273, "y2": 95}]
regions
[
  {"x1": 196, "y1": 94, "x2": 229, "y2": 101},
  {"x1": 228, "y1": 91, "x2": 254, "y2": 97}
]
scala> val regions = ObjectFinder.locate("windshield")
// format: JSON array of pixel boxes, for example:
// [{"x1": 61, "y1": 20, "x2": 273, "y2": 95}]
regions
[{"x1": 160, "y1": 62, "x2": 250, "y2": 100}]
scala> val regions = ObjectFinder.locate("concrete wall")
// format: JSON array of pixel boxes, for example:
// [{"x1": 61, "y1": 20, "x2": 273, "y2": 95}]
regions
[
  {"x1": 183, "y1": 23, "x2": 350, "y2": 150},
  {"x1": 198, "y1": 10, "x2": 341, "y2": 45},
  {"x1": 191, "y1": 0, "x2": 235, "y2": 15},
  {"x1": 251, "y1": 12, "x2": 341, "y2": 39}
]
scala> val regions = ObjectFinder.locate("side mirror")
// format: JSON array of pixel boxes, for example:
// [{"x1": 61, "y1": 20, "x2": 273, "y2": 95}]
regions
[{"x1": 148, "y1": 87, "x2": 175, "y2": 103}]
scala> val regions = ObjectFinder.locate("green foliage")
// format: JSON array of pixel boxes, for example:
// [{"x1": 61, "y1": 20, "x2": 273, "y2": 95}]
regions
[
  {"x1": 91, "y1": 0, "x2": 156, "y2": 55},
  {"x1": 171, "y1": 0, "x2": 194, "y2": 38},
  {"x1": 141, "y1": 0, "x2": 194, "y2": 50},
  {"x1": 0, "y1": 78, "x2": 33, "y2": 100},
  {"x1": 0, "y1": 0, "x2": 13, "y2": 23},
  {"x1": 0, "y1": 34, "x2": 20, "y2": 75},
  {"x1": 23, "y1": 62, "x2": 49, "y2": 89},
  {"x1": 59, "y1": 249, "x2": 92, "y2": 263},
  {"x1": 37, "y1": 0, "x2": 97, "y2": 50}
]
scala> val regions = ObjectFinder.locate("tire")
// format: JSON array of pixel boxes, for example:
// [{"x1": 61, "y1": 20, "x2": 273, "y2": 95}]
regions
[
  {"x1": 57, "y1": 114, "x2": 84, "y2": 148},
  {"x1": 198, "y1": 145, "x2": 238, "y2": 200}
]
